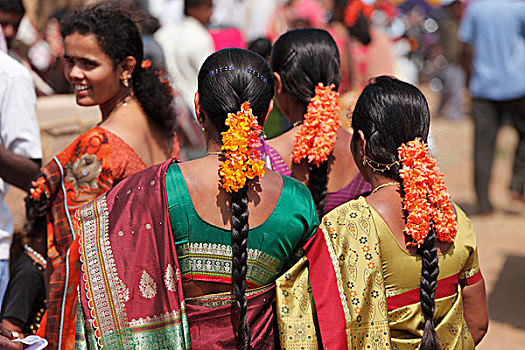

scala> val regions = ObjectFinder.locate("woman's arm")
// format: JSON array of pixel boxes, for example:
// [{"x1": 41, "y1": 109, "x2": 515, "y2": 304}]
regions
[{"x1": 462, "y1": 277, "x2": 489, "y2": 345}]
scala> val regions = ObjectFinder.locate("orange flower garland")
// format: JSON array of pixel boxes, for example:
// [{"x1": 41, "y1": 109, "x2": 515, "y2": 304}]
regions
[
  {"x1": 398, "y1": 138, "x2": 457, "y2": 247},
  {"x1": 219, "y1": 102, "x2": 265, "y2": 192},
  {"x1": 292, "y1": 83, "x2": 341, "y2": 167}
]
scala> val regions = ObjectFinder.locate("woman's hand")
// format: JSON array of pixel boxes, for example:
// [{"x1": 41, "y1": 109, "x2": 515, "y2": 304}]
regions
[
  {"x1": 0, "y1": 324, "x2": 23, "y2": 350},
  {"x1": 462, "y1": 277, "x2": 489, "y2": 344}
]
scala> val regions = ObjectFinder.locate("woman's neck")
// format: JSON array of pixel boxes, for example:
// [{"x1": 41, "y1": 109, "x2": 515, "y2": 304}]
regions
[
  {"x1": 205, "y1": 140, "x2": 222, "y2": 154},
  {"x1": 367, "y1": 174, "x2": 399, "y2": 191},
  {"x1": 286, "y1": 101, "x2": 306, "y2": 126},
  {"x1": 100, "y1": 88, "x2": 134, "y2": 120}
]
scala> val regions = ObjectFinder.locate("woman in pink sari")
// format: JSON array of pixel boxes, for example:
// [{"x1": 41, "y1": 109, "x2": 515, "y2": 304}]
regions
[{"x1": 74, "y1": 48, "x2": 319, "y2": 349}]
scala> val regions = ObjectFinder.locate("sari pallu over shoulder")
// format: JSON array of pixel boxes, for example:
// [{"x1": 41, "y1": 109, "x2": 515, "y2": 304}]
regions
[
  {"x1": 304, "y1": 198, "x2": 392, "y2": 349},
  {"x1": 76, "y1": 159, "x2": 192, "y2": 349},
  {"x1": 75, "y1": 159, "x2": 282, "y2": 349}
]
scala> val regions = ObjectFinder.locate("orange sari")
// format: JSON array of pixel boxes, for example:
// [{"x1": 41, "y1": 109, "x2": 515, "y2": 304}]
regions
[{"x1": 34, "y1": 126, "x2": 177, "y2": 349}]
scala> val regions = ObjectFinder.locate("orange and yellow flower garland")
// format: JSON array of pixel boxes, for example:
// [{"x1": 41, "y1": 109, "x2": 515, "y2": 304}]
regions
[
  {"x1": 398, "y1": 138, "x2": 457, "y2": 247},
  {"x1": 292, "y1": 83, "x2": 341, "y2": 167},
  {"x1": 219, "y1": 102, "x2": 265, "y2": 192}
]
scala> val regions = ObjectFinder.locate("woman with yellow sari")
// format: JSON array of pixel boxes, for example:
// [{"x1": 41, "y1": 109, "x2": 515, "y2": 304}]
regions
[{"x1": 291, "y1": 76, "x2": 488, "y2": 349}]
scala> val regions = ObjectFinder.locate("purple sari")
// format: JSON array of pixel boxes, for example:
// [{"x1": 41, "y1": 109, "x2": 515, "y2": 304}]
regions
[{"x1": 260, "y1": 138, "x2": 371, "y2": 214}]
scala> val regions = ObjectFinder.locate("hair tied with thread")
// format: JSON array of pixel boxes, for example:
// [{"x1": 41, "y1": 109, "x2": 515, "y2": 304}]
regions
[
  {"x1": 219, "y1": 102, "x2": 265, "y2": 193},
  {"x1": 292, "y1": 83, "x2": 341, "y2": 167},
  {"x1": 141, "y1": 59, "x2": 152, "y2": 69},
  {"x1": 398, "y1": 138, "x2": 458, "y2": 247}
]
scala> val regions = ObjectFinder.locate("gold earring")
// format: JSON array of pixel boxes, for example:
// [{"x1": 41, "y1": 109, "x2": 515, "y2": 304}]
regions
[
  {"x1": 198, "y1": 119, "x2": 205, "y2": 133},
  {"x1": 120, "y1": 72, "x2": 131, "y2": 87}
]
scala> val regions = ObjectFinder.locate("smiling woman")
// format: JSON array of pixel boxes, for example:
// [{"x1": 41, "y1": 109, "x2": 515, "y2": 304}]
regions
[
  {"x1": 63, "y1": 32, "x2": 124, "y2": 109},
  {"x1": 7, "y1": 3, "x2": 180, "y2": 349}
]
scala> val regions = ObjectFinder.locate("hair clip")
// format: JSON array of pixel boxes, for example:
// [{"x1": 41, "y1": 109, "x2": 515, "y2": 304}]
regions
[
  {"x1": 280, "y1": 50, "x2": 297, "y2": 68},
  {"x1": 209, "y1": 65, "x2": 235, "y2": 76},
  {"x1": 246, "y1": 68, "x2": 268, "y2": 83}
]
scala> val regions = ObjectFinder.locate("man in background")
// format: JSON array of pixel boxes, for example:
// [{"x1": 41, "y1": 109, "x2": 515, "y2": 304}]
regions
[
  {"x1": 0, "y1": 0, "x2": 23, "y2": 52},
  {"x1": 459, "y1": 0, "x2": 525, "y2": 213},
  {"x1": 438, "y1": 0, "x2": 465, "y2": 121},
  {"x1": 156, "y1": 0, "x2": 214, "y2": 114},
  {"x1": 156, "y1": 0, "x2": 213, "y2": 159},
  {"x1": 0, "y1": 47, "x2": 42, "y2": 305}
]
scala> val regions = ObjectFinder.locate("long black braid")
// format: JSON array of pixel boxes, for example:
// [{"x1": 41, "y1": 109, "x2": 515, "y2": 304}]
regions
[
  {"x1": 197, "y1": 48, "x2": 274, "y2": 349},
  {"x1": 352, "y1": 76, "x2": 441, "y2": 348},
  {"x1": 271, "y1": 29, "x2": 341, "y2": 217},
  {"x1": 231, "y1": 186, "x2": 252, "y2": 350},
  {"x1": 418, "y1": 221, "x2": 441, "y2": 349}
]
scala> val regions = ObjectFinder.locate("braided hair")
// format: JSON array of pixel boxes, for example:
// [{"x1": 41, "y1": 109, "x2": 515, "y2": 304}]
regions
[
  {"x1": 271, "y1": 29, "x2": 341, "y2": 217},
  {"x1": 351, "y1": 76, "x2": 439, "y2": 349},
  {"x1": 60, "y1": 3, "x2": 175, "y2": 143},
  {"x1": 198, "y1": 48, "x2": 274, "y2": 350}
]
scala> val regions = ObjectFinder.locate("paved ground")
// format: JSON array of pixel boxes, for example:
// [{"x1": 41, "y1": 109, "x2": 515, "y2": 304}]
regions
[{"x1": 6, "y1": 91, "x2": 525, "y2": 348}]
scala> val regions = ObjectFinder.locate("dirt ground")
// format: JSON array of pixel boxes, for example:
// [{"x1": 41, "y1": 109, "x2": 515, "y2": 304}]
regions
[
  {"x1": 425, "y1": 88, "x2": 525, "y2": 349},
  {"x1": 5, "y1": 90, "x2": 525, "y2": 348}
]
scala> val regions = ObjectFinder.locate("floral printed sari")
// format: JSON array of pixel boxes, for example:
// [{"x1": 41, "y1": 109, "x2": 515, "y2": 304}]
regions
[{"x1": 276, "y1": 197, "x2": 481, "y2": 349}]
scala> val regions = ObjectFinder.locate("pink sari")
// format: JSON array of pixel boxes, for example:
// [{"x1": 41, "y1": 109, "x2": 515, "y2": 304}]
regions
[{"x1": 75, "y1": 160, "x2": 276, "y2": 349}]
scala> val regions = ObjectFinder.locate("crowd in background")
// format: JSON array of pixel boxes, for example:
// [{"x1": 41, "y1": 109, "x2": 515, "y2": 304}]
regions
[{"x1": 1, "y1": 0, "x2": 494, "y2": 160}]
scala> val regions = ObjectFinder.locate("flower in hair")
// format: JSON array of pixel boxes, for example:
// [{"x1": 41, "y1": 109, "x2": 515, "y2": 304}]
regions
[
  {"x1": 292, "y1": 83, "x2": 341, "y2": 167},
  {"x1": 154, "y1": 70, "x2": 174, "y2": 97},
  {"x1": 141, "y1": 59, "x2": 152, "y2": 69},
  {"x1": 29, "y1": 176, "x2": 49, "y2": 201},
  {"x1": 219, "y1": 102, "x2": 265, "y2": 192},
  {"x1": 398, "y1": 138, "x2": 457, "y2": 247}
]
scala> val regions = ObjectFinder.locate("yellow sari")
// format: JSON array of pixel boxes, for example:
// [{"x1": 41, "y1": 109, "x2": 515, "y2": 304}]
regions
[{"x1": 276, "y1": 197, "x2": 481, "y2": 349}]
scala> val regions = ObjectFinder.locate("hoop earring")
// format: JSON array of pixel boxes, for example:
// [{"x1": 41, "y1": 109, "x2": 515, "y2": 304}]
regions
[{"x1": 120, "y1": 72, "x2": 131, "y2": 87}]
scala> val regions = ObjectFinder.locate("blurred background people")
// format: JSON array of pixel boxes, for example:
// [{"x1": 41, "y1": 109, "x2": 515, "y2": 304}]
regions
[
  {"x1": 437, "y1": 0, "x2": 465, "y2": 121},
  {"x1": 0, "y1": 46, "x2": 42, "y2": 309},
  {"x1": 156, "y1": 0, "x2": 213, "y2": 116},
  {"x1": 0, "y1": 0, "x2": 24, "y2": 53},
  {"x1": 156, "y1": 0, "x2": 214, "y2": 159},
  {"x1": 140, "y1": 11, "x2": 167, "y2": 72},
  {"x1": 459, "y1": 0, "x2": 525, "y2": 213}
]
